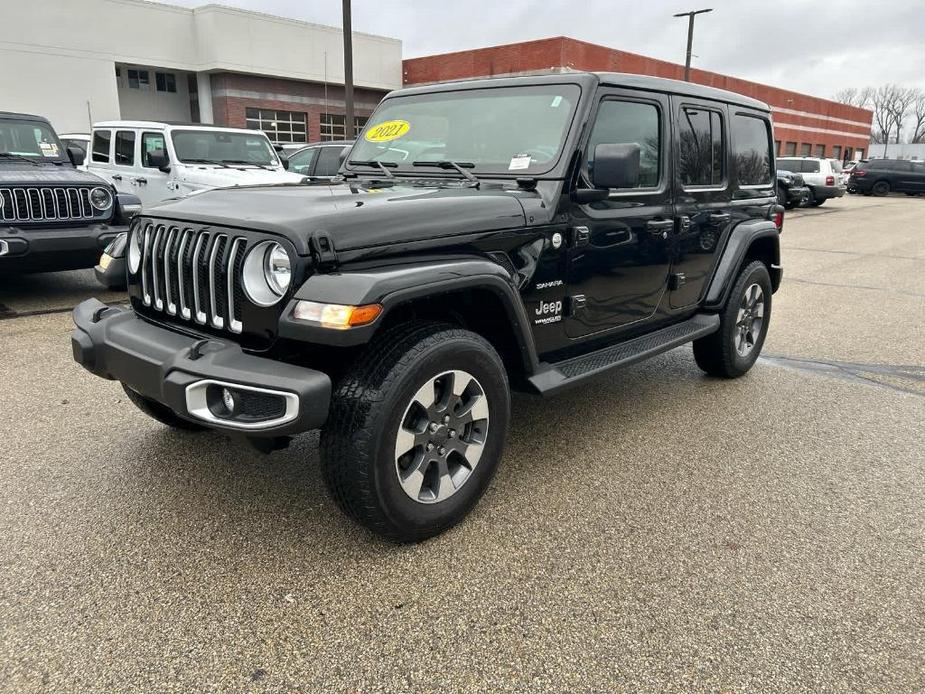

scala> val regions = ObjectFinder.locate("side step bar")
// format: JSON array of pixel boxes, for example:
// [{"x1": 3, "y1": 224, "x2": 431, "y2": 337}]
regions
[{"x1": 527, "y1": 314, "x2": 720, "y2": 396}]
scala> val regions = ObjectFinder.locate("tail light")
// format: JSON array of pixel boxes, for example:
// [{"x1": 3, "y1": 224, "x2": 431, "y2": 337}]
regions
[
  {"x1": 825, "y1": 175, "x2": 835, "y2": 186},
  {"x1": 772, "y1": 210, "x2": 784, "y2": 231}
]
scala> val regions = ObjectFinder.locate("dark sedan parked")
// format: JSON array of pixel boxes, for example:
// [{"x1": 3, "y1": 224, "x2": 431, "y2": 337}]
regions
[
  {"x1": 848, "y1": 158, "x2": 925, "y2": 196},
  {"x1": 776, "y1": 170, "x2": 809, "y2": 209}
]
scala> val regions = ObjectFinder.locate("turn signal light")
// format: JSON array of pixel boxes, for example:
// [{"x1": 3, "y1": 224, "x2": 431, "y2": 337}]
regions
[{"x1": 292, "y1": 300, "x2": 383, "y2": 329}]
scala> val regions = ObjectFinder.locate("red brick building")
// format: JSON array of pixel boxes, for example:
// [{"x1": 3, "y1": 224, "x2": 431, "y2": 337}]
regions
[{"x1": 403, "y1": 37, "x2": 872, "y2": 161}]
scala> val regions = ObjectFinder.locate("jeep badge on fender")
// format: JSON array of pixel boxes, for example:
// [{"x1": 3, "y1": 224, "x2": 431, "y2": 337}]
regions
[{"x1": 71, "y1": 72, "x2": 783, "y2": 543}]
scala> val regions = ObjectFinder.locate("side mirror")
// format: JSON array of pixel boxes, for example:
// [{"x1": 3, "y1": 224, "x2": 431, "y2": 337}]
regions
[
  {"x1": 591, "y1": 143, "x2": 640, "y2": 190},
  {"x1": 339, "y1": 145, "x2": 351, "y2": 166},
  {"x1": 67, "y1": 145, "x2": 85, "y2": 167},
  {"x1": 281, "y1": 155, "x2": 290, "y2": 170},
  {"x1": 147, "y1": 149, "x2": 170, "y2": 173}
]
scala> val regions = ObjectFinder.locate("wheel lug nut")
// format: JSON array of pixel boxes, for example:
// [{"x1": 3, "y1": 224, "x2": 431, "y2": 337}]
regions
[
  {"x1": 438, "y1": 446, "x2": 446, "y2": 456},
  {"x1": 429, "y1": 422, "x2": 439, "y2": 433},
  {"x1": 443, "y1": 415, "x2": 450, "y2": 424},
  {"x1": 426, "y1": 442, "x2": 434, "y2": 451},
  {"x1": 448, "y1": 430, "x2": 456, "y2": 438}
]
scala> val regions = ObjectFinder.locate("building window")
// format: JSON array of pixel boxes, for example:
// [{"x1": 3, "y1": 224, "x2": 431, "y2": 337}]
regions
[
  {"x1": 320, "y1": 114, "x2": 368, "y2": 141},
  {"x1": 784, "y1": 142, "x2": 797, "y2": 156},
  {"x1": 678, "y1": 107, "x2": 724, "y2": 187},
  {"x1": 833, "y1": 145, "x2": 843, "y2": 160},
  {"x1": 800, "y1": 143, "x2": 812, "y2": 156},
  {"x1": 127, "y1": 69, "x2": 149, "y2": 90},
  {"x1": 114, "y1": 130, "x2": 135, "y2": 166},
  {"x1": 155, "y1": 72, "x2": 177, "y2": 93},
  {"x1": 245, "y1": 108, "x2": 307, "y2": 144},
  {"x1": 774, "y1": 140, "x2": 781, "y2": 155},
  {"x1": 814, "y1": 144, "x2": 825, "y2": 158}
]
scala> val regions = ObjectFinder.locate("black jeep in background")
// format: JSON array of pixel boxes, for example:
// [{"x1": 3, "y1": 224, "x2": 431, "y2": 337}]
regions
[
  {"x1": 0, "y1": 112, "x2": 140, "y2": 273},
  {"x1": 72, "y1": 73, "x2": 783, "y2": 542},
  {"x1": 848, "y1": 158, "x2": 925, "y2": 196},
  {"x1": 776, "y1": 169, "x2": 809, "y2": 209}
]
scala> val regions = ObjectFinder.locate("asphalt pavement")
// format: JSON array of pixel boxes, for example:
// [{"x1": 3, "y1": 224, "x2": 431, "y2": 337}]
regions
[{"x1": 1, "y1": 193, "x2": 923, "y2": 692}]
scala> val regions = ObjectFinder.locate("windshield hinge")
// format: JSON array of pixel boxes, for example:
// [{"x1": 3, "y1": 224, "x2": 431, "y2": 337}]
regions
[{"x1": 310, "y1": 230, "x2": 338, "y2": 271}]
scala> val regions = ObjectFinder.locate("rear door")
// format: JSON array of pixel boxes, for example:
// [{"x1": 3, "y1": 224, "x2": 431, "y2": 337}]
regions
[
  {"x1": 89, "y1": 129, "x2": 119, "y2": 187},
  {"x1": 669, "y1": 97, "x2": 735, "y2": 308},
  {"x1": 110, "y1": 129, "x2": 138, "y2": 196},
  {"x1": 563, "y1": 89, "x2": 674, "y2": 338}
]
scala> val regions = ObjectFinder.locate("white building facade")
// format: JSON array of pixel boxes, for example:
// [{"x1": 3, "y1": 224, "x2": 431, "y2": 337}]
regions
[{"x1": 1, "y1": 0, "x2": 402, "y2": 141}]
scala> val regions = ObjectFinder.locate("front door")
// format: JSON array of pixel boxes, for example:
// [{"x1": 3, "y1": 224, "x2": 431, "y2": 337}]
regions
[
  {"x1": 136, "y1": 130, "x2": 171, "y2": 208},
  {"x1": 669, "y1": 97, "x2": 734, "y2": 308},
  {"x1": 564, "y1": 91, "x2": 673, "y2": 339}
]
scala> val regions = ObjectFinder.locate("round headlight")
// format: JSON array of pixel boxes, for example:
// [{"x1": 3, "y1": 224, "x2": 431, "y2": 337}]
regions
[
  {"x1": 127, "y1": 227, "x2": 143, "y2": 274},
  {"x1": 242, "y1": 241, "x2": 291, "y2": 307},
  {"x1": 265, "y1": 243, "x2": 291, "y2": 295},
  {"x1": 89, "y1": 186, "x2": 113, "y2": 211}
]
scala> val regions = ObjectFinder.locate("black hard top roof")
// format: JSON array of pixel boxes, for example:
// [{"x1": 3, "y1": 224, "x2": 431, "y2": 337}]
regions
[
  {"x1": 394, "y1": 71, "x2": 770, "y2": 112},
  {"x1": 0, "y1": 111, "x2": 51, "y2": 123}
]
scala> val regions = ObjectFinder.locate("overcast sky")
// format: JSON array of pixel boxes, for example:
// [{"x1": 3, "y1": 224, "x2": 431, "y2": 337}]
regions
[{"x1": 157, "y1": 0, "x2": 925, "y2": 99}]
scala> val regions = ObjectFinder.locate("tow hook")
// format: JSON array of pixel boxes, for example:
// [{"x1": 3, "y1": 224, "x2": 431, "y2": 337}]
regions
[{"x1": 245, "y1": 436, "x2": 292, "y2": 454}]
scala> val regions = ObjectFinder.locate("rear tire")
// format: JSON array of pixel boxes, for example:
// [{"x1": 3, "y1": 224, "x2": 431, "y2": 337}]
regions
[
  {"x1": 320, "y1": 321, "x2": 510, "y2": 543},
  {"x1": 872, "y1": 180, "x2": 890, "y2": 196},
  {"x1": 693, "y1": 260, "x2": 772, "y2": 379},
  {"x1": 122, "y1": 384, "x2": 204, "y2": 431}
]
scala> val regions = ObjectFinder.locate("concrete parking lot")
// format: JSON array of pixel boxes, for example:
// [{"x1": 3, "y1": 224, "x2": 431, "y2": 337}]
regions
[{"x1": 1, "y1": 194, "x2": 923, "y2": 692}]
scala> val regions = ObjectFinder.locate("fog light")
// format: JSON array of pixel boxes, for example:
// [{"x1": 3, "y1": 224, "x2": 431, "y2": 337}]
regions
[{"x1": 221, "y1": 387, "x2": 236, "y2": 414}]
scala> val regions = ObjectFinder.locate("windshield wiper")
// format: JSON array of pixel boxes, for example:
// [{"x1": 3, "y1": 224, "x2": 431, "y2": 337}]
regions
[
  {"x1": 223, "y1": 159, "x2": 272, "y2": 170},
  {"x1": 0, "y1": 153, "x2": 40, "y2": 166},
  {"x1": 348, "y1": 160, "x2": 396, "y2": 178},
  {"x1": 183, "y1": 158, "x2": 231, "y2": 169},
  {"x1": 412, "y1": 160, "x2": 479, "y2": 186}
]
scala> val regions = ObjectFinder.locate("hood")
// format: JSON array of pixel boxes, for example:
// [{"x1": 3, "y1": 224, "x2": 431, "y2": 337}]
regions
[
  {"x1": 176, "y1": 164, "x2": 305, "y2": 188},
  {"x1": 0, "y1": 164, "x2": 110, "y2": 187},
  {"x1": 147, "y1": 179, "x2": 531, "y2": 254}
]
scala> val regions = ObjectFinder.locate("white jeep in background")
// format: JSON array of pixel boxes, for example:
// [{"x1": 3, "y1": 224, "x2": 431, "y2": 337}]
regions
[{"x1": 87, "y1": 121, "x2": 304, "y2": 209}]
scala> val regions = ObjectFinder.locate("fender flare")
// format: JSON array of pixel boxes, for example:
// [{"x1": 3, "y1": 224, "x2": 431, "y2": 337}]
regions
[
  {"x1": 277, "y1": 256, "x2": 540, "y2": 373},
  {"x1": 703, "y1": 219, "x2": 780, "y2": 310}
]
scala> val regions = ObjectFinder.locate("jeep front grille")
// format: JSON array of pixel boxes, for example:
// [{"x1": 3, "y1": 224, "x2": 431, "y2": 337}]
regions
[
  {"x1": 0, "y1": 187, "x2": 99, "y2": 223},
  {"x1": 138, "y1": 222, "x2": 249, "y2": 334}
]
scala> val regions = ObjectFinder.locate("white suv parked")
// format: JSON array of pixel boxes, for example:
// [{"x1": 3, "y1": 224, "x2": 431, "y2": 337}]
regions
[
  {"x1": 87, "y1": 121, "x2": 304, "y2": 209},
  {"x1": 776, "y1": 157, "x2": 847, "y2": 206}
]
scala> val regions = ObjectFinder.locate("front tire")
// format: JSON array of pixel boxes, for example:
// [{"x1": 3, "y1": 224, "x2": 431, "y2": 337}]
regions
[
  {"x1": 693, "y1": 260, "x2": 772, "y2": 378},
  {"x1": 320, "y1": 321, "x2": 510, "y2": 543}
]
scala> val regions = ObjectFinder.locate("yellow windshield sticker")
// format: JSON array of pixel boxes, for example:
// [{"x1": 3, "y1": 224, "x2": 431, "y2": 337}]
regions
[{"x1": 365, "y1": 120, "x2": 410, "y2": 143}]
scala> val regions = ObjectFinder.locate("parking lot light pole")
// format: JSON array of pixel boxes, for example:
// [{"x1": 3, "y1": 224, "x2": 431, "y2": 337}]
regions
[
  {"x1": 343, "y1": 0, "x2": 355, "y2": 139},
  {"x1": 673, "y1": 8, "x2": 713, "y2": 81}
]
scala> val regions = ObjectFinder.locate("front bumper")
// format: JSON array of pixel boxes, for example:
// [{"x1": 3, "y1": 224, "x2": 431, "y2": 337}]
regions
[
  {"x1": 784, "y1": 185, "x2": 810, "y2": 204},
  {"x1": 71, "y1": 299, "x2": 332, "y2": 436},
  {"x1": 0, "y1": 222, "x2": 128, "y2": 273}
]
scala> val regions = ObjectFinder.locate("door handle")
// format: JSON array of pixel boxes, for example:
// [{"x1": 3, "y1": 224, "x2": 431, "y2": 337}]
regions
[
  {"x1": 646, "y1": 219, "x2": 674, "y2": 234},
  {"x1": 134, "y1": 177, "x2": 147, "y2": 185},
  {"x1": 111, "y1": 174, "x2": 122, "y2": 181},
  {"x1": 709, "y1": 212, "x2": 731, "y2": 225}
]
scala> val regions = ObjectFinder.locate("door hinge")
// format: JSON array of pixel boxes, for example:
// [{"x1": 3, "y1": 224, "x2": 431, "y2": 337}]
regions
[
  {"x1": 311, "y1": 230, "x2": 338, "y2": 271},
  {"x1": 570, "y1": 225, "x2": 590, "y2": 248},
  {"x1": 669, "y1": 273, "x2": 687, "y2": 290},
  {"x1": 570, "y1": 294, "x2": 587, "y2": 315}
]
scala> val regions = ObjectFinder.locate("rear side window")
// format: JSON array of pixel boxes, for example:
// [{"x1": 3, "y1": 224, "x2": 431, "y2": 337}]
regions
[
  {"x1": 115, "y1": 130, "x2": 135, "y2": 166},
  {"x1": 91, "y1": 130, "x2": 111, "y2": 163},
  {"x1": 314, "y1": 145, "x2": 344, "y2": 176},
  {"x1": 141, "y1": 132, "x2": 166, "y2": 168},
  {"x1": 731, "y1": 114, "x2": 772, "y2": 185},
  {"x1": 586, "y1": 99, "x2": 662, "y2": 188},
  {"x1": 829, "y1": 159, "x2": 843, "y2": 173},
  {"x1": 679, "y1": 107, "x2": 724, "y2": 186},
  {"x1": 287, "y1": 147, "x2": 318, "y2": 175},
  {"x1": 802, "y1": 160, "x2": 820, "y2": 173}
]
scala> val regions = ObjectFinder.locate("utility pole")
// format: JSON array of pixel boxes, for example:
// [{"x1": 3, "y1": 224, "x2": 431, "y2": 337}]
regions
[
  {"x1": 673, "y1": 8, "x2": 712, "y2": 81},
  {"x1": 342, "y1": 0, "x2": 355, "y2": 139}
]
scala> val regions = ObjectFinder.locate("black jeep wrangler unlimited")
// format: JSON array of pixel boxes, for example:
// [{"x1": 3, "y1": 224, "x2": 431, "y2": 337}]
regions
[
  {"x1": 0, "y1": 111, "x2": 140, "y2": 273},
  {"x1": 72, "y1": 73, "x2": 782, "y2": 542}
]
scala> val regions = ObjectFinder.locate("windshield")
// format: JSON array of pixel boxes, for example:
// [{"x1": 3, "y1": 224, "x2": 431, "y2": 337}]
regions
[
  {"x1": 170, "y1": 130, "x2": 279, "y2": 166},
  {"x1": 0, "y1": 118, "x2": 67, "y2": 162},
  {"x1": 347, "y1": 84, "x2": 581, "y2": 176}
]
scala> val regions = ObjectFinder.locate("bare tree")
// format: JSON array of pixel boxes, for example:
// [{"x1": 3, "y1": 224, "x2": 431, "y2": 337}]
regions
[
  {"x1": 833, "y1": 87, "x2": 874, "y2": 108},
  {"x1": 909, "y1": 89, "x2": 925, "y2": 144},
  {"x1": 889, "y1": 87, "x2": 917, "y2": 143}
]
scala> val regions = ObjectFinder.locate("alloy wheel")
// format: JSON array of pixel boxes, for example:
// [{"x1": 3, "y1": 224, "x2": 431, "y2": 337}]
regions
[
  {"x1": 394, "y1": 370, "x2": 490, "y2": 504},
  {"x1": 734, "y1": 283, "x2": 765, "y2": 357}
]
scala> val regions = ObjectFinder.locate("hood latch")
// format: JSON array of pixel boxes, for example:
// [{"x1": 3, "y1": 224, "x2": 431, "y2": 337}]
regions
[{"x1": 310, "y1": 230, "x2": 338, "y2": 271}]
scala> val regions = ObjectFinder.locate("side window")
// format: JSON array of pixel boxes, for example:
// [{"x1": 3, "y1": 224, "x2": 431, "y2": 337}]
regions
[
  {"x1": 731, "y1": 114, "x2": 772, "y2": 186},
  {"x1": 314, "y1": 146, "x2": 344, "y2": 176},
  {"x1": 141, "y1": 132, "x2": 166, "y2": 168},
  {"x1": 802, "y1": 160, "x2": 820, "y2": 173},
  {"x1": 586, "y1": 99, "x2": 661, "y2": 188},
  {"x1": 114, "y1": 130, "x2": 135, "y2": 166},
  {"x1": 287, "y1": 147, "x2": 318, "y2": 175},
  {"x1": 679, "y1": 107, "x2": 724, "y2": 187},
  {"x1": 91, "y1": 130, "x2": 111, "y2": 163}
]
